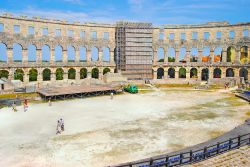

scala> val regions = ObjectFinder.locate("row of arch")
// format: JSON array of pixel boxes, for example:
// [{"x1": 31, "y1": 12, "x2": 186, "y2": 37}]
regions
[
  {"x1": 0, "y1": 68, "x2": 111, "y2": 82},
  {"x1": 156, "y1": 67, "x2": 248, "y2": 80},
  {"x1": 157, "y1": 46, "x2": 249, "y2": 63},
  {"x1": 0, "y1": 43, "x2": 112, "y2": 62}
]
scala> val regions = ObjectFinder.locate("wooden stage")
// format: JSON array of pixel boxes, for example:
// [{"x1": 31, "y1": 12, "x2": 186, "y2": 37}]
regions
[{"x1": 37, "y1": 85, "x2": 119, "y2": 100}]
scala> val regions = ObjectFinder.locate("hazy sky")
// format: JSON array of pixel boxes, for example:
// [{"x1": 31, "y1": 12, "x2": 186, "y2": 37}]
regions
[{"x1": 1, "y1": 0, "x2": 249, "y2": 25}]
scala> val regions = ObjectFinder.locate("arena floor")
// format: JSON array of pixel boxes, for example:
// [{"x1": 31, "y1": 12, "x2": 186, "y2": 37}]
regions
[{"x1": 0, "y1": 88, "x2": 249, "y2": 167}]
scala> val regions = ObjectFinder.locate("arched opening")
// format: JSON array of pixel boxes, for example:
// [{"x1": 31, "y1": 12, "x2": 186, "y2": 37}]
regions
[
  {"x1": 190, "y1": 68, "x2": 198, "y2": 78},
  {"x1": 42, "y1": 45, "x2": 50, "y2": 62},
  {"x1": 29, "y1": 68, "x2": 38, "y2": 82},
  {"x1": 190, "y1": 48, "x2": 198, "y2": 62},
  {"x1": 226, "y1": 68, "x2": 234, "y2": 77},
  {"x1": 227, "y1": 46, "x2": 236, "y2": 62},
  {"x1": 103, "y1": 68, "x2": 111, "y2": 75},
  {"x1": 80, "y1": 68, "x2": 87, "y2": 79},
  {"x1": 28, "y1": 44, "x2": 36, "y2": 62},
  {"x1": 0, "y1": 43, "x2": 7, "y2": 62},
  {"x1": 201, "y1": 68, "x2": 209, "y2": 81},
  {"x1": 68, "y1": 68, "x2": 76, "y2": 79},
  {"x1": 79, "y1": 46, "x2": 87, "y2": 62},
  {"x1": 168, "y1": 48, "x2": 175, "y2": 62},
  {"x1": 168, "y1": 68, "x2": 175, "y2": 78},
  {"x1": 239, "y1": 68, "x2": 248, "y2": 80},
  {"x1": 55, "y1": 44, "x2": 63, "y2": 62},
  {"x1": 240, "y1": 46, "x2": 248, "y2": 64},
  {"x1": 157, "y1": 68, "x2": 164, "y2": 79},
  {"x1": 91, "y1": 47, "x2": 98, "y2": 61},
  {"x1": 13, "y1": 43, "x2": 23, "y2": 62},
  {"x1": 43, "y1": 68, "x2": 51, "y2": 81},
  {"x1": 0, "y1": 70, "x2": 9, "y2": 79},
  {"x1": 214, "y1": 47, "x2": 222, "y2": 62},
  {"x1": 179, "y1": 68, "x2": 186, "y2": 78},
  {"x1": 67, "y1": 45, "x2": 75, "y2": 62},
  {"x1": 157, "y1": 48, "x2": 164, "y2": 62},
  {"x1": 91, "y1": 68, "x2": 99, "y2": 79},
  {"x1": 213, "y1": 68, "x2": 221, "y2": 78},
  {"x1": 14, "y1": 69, "x2": 24, "y2": 82},
  {"x1": 202, "y1": 47, "x2": 210, "y2": 62},
  {"x1": 103, "y1": 47, "x2": 110, "y2": 62},
  {"x1": 56, "y1": 68, "x2": 64, "y2": 80},
  {"x1": 179, "y1": 47, "x2": 186, "y2": 62}
]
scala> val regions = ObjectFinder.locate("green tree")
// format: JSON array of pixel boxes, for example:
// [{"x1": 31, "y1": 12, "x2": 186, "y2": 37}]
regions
[
  {"x1": 91, "y1": 68, "x2": 99, "y2": 79},
  {"x1": 29, "y1": 69, "x2": 38, "y2": 82},
  {"x1": 168, "y1": 57, "x2": 175, "y2": 62},
  {"x1": 80, "y1": 68, "x2": 87, "y2": 79},
  {"x1": 43, "y1": 68, "x2": 51, "y2": 81},
  {"x1": 56, "y1": 68, "x2": 64, "y2": 80},
  {"x1": 14, "y1": 69, "x2": 24, "y2": 81},
  {"x1": 68, "y1": 68, "x2": 76, "y2": 79},
  {"x1": 179, "y1": 68, "x2": 186, "y2": 78},
  {"x1": 103, "y1": 68, "x2": 110, "y2": 75},
  {"x1": 0, "y1": 70, "x2": 9, "y2": 79}
]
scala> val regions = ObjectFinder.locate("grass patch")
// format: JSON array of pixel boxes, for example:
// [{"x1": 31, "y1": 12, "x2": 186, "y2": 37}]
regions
[
  {"x1": 155, "y1": 84, "x2": 195, "y2": 88},
  {"x1": 0, "y1": 93, "x2": 38, "y2": 99},
  {"x1": 208, "y1": 130, "x2": 225, "y2": 138},
  {"x1": 245, "y1": 111, "x2": 250, "y2": 116}
]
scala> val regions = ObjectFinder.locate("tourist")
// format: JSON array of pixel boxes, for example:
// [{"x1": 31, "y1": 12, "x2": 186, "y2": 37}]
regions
[
  {"x1": 23, "y1": 99, "x2": 28, "y2": 112},
  {"x1": 56, "y1": 120, "x2": 61, "y2": 134},
  {"x1": 48, "y1": 98, "x2": 52, "y2": 106},
  {"x1": 110, "y1": 92, "x2": 114, "y2": 100},
  {"x1": 12, "y1": 102, "x2": 17, "y2": 112},
  {"x1": 60, "y1": 118, "x2": 64, "y2": 132}
]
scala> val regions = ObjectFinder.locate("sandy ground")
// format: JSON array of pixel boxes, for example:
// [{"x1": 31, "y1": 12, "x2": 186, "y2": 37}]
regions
[{"x1": 0, "y1": 89, "x2": 249, "y2": 167}]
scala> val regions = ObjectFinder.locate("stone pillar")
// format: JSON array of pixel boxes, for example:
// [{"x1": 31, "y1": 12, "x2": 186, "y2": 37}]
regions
[
  {"x1": 186, "y1": 50, "x2": 191, "y2": 62},
  {"x1": 222, "y1": 50, "x2": 227, "y2": 63},
  {"x1": 63, "y1": 50, "x2": 67, "y2": 63},
  {"x1": 99, "y1": 68, "x2": 103, "y2": 80},
  {"x1": 164, "y1": 68, "x2": 168, "y2": 79},
  {"x1": 198, "y1": 50, "x2": 202, "y2": 62},
  {"x1": 7, "y1": 47, "x2": 13, "y2": 64},
  {"x1": 75, "y1": 68, "x2": 80, "y2": 81},
  {"x1": 221, "y1": 68, "x2": 226, "y2": 78},
  {"x1": 63, "y1": 69, "x2": 68, "y2": 81},
  {"x1": 36, "y1": 49, "x2": 42, "y2": 64},
  {"x1": 175, "y1": 50, "x2": 179, "y2": 63},
  {"x1": 197, "y1": 68, "x2": 201, "y2": 80},
  {"x1": 75, "y1": 49, "x2": 80, "y2": 63},
  {"x1": 98, "y1": 50, "x2": 103, "y2": 63},
  {"x1": 8, "y1": 68, "x2": 14, "y2": 80},
  {"x1": 22, "y1": 49, "x2": 28, "y2": 65},
  {"x1": 50, "y1": 49, "x2": 54, "y2": 65},
  {"x1": 110, "y1": 50, "x2": 115, "y2": 64},
  {"x1": 234, "y1": 68, "x2": 240, "y2": 77},
  {"x1": 210, "y1": 51, "x2": 214, "y2": 63},
  {"x1": 37, "y1": 69, "x2": 43, "y2": 82},
  {"x1": 186, "y1": 68, "x2": 190, "y2": 79},
  {"x1": 248, "y1": 47, "x2": 250, "y2": 64},
  {"x1": 164, "y1": 49, "x2": 168, "y2": 63},
  {"x1": 209, "y1": 67, "x2": 213, "y2": 79},
  {"x1": 23, "y1": 73, "x2": 29, "y2": 84},
  {"x1": 153, "y1": 69, "x2": 157, "y2": 79},
  {"x1": 87, "y1": 67, "x2": 92, "y2": 78},
  {"x1": 235, "y1": 50, "x2": 241, "y2": 64},
  {"x1": 175, "y1": 68, "x2": 179, "y2": 78},
  {"x1": 153, "y1": 51, "x2": 157, "y2": 64},
  {"x1": 51, "y1": 70, "x2": 56, "y2": 83},
  {"x1": 87, "y1": 50, "x2": 91, "y2": 63}
]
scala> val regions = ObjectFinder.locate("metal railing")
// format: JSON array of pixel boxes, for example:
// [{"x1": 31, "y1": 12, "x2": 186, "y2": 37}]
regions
[{"x1": 113, "y1": 133, "x2": 250, "y2": 167}]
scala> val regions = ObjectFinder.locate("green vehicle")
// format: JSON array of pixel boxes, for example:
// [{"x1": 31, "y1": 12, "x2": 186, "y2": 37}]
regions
[{"x1": 124, "y1": 85, "x2": 138, "y2": 94}]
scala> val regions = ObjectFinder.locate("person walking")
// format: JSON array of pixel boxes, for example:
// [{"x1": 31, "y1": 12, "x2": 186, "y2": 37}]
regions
[
  {"x1": 48, "y1": 98, "x2": 52, "y2": 106},
  {"x1": 23, "y1": 99, "x2": 28, "y2": 112},
  {"x1": 60, "y1": 118, "x2": 64, "y2": 132},
  {"x1": 56, "y1": 120, "x2": 61, "y2": 134},
  {"x1": 110, "y1": 92, "x2": 114, "y2": 100},
  {"x1": 12, "y1": 102, "x2": 17, "y2": 112}
]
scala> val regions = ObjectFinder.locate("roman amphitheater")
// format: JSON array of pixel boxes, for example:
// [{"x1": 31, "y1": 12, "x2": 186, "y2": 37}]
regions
[{"x1": 0, "y1": 13, "x2": 249, "y2": 87}]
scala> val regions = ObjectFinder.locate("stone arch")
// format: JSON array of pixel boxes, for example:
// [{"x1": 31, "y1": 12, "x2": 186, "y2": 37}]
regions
[
  {"x1": 213, "y1": 68, "x2": 221, "y2": 78},
  {"x1": 240, "y1": 46, "x2": 248, "y2": 64},
  {"x1": 43, "y1": 68, "x2": 51, "y2": 81},
  {"x1": 79, "y1": 46, "x2": 87, "y2": 62},
  {"x1": 68, "y1": 68, "x2": 76, "y2": 79},
  {"x1": 42, "y1": 45, "x2": 50, "y2": 62},
  {"x1": 13, "y1": 43, "x2": 23, "y2": 62},
  {"x1": 28, "y1": 44, "x2": 36, "y2": 62},
  {"x1": 103, "y1": 47, "x2": 110, "y2": 62},
  {"x1": 202, "y1": 47, "x2": 210, "y2": 62},
  {"x1": 80, "y1": 68, "x2": 87, "y2": 79},
  {"x1": 91, "y1": 47, "x2": 98, "y2": 61},
  {"x1": 201, "y1": 68, "x2": 209, "y2": 81},
  {"x1": 168, "y1": 68, "x2": 175, "y2": 78},
  {"x1": 190, "y1": 68, "x2": 198, "y2": 78},
  {"x1": 157, "y1": 48, "x2": 164, "y2": 62},
  {"x1": 239, "y1": 68, "x2": 248, "y2": 80},
  {"x1": 56, "y1": 68, "x2": 64, "y2": 80},
  {"x1": 168, "y1": 47, "x2": 175, "y2": 62},
  {"x1": 227, "y1": 46, "x2": 236, "y2": 62},
  {"x1": 157, "y1": 68, "x2": 164, "y2": 79},
  {"x1": 0, "y1": 42, "x2": 7, "y2": 62},
  {"x1": 179, "y1": 68, "x2": 186, "y2": 78},
  {"x1": 14, "y1": 69, "x2": 24, "y2": 82},
  {"x1": 0, "y1": 70, "x2": 9, "y2": 79},
  {"x1": 55, "y1": 44, "x2": 63, "y2": 62},
  {"x1": 214, "y1": 47, "x2": 222, "y2": 62},
  {"x1": 190, "y1": 48, "x2": 198, "y2": 62},
  {"x1": 67, "y1": 45, "x2": 75, "y2": 62},
  {"x1": 91, "y1": 68, "x2": 99, "y2": 79},
  {"x1": 226, "y1": 68, "x2": 234, "y2": 77},
  {"x1": 103, "y1": 68, "x2": 111, "y2": 75},
  {"x1": 29, "y1": 68, "x2": 38, "y2": 82},
  {"x1": 179, "y1": 47, "x2": 186, "y2": 62}
]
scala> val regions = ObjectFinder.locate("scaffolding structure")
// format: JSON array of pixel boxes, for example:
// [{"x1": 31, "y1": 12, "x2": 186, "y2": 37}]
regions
[{"x1": 115, "y1": 22, "x2": 153, "y2": 80}]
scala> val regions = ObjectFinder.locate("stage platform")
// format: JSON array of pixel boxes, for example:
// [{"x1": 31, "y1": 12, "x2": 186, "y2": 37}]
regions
[{"x1": 37, "y1": 85, "x2": 119, "y2": 100}]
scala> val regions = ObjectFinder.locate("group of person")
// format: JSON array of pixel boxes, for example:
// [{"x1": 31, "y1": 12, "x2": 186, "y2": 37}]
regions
[
  {"x1": 11, "y1": 99, "x2": 29, "y2": 112},
  {"x1": 56, "y1": 118, "x2": 64, "y2": 134}
]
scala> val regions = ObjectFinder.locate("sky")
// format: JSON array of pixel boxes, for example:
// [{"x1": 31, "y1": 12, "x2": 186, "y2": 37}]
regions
[{"x1": 0, "y1": 0, "x2": 250, "y2": 25}]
